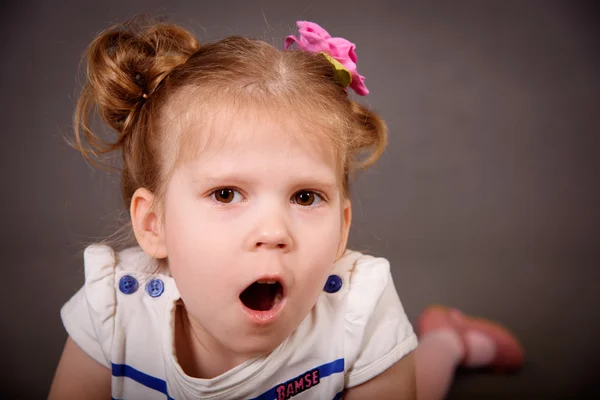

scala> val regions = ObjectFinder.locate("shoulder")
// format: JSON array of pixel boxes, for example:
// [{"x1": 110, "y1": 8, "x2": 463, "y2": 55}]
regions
[
  {"x1": 339, "y1": 250, "x2": 396, "y2": 335},
  {"x1": 333, "y1": 250, "x2": 393, "y2": 320},
  {"x1": 346, "y1": 251, "x2": 392, "y2": 296},
  {"x1": 82, "y1": 243, "x2": 156, "y2": 277},
  {"x1": 336, "y1": 250, "x2": 418, "y2": 389},
  {"x1": 60, "y1": 244, "x2": 163, "y2": 367},
  {"x1": 80, "y1": 244, "x2": 159, "y2": 310},
  {"x1": 79, "y1": 243, "x2": 154, "y2": 284}
]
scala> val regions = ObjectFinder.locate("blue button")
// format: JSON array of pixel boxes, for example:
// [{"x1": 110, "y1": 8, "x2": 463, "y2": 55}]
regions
[
  {"x1": 146, "y1": 279, "x2": 165, "y2": 298},
  {"x1": 324, "y1": 275, "x2": 343, "y2": 293},
  {"x1": 119, "y1": 275, "x2": 138, "y2": 295}
]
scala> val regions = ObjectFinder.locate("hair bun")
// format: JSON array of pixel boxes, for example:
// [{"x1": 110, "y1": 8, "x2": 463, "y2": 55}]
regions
[{"x1": 82, "y1": 18, "x2": 200, "y2": 133}]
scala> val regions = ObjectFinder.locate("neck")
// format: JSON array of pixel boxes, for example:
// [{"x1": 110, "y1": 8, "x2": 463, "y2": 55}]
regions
[{"x1": 174, "y1": 304, "x2": 254, "y2": 379}]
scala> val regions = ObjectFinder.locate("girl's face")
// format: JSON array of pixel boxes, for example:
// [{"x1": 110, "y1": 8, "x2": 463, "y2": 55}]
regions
[{"x1": 162, "y1": 107, "x2": 351, "y2": 359}]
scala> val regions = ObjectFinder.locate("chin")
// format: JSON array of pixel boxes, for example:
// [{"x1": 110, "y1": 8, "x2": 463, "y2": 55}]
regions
[{"x1": 228, "y1": 329, "x2": 289, "y2": 358}]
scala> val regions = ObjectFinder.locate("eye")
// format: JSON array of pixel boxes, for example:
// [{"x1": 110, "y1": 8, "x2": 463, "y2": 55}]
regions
[
  {"x1": 211, "y1": 188, "x2": 243, "y2": 204},
  {"x1": 293, "y1": 191, "x2": 323, "y2": 207}
]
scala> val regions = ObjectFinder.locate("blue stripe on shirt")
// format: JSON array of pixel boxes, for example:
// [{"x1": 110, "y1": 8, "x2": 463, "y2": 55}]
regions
[
  {"x1": 250, "y1": 358, "x2": 345, "y2": 400},
  {"x1": 111, "y1": 363, "x2": 174, "y2": 400},
  {"x1": 112, "y1": 358, "x2": 344, "y2": 400}
]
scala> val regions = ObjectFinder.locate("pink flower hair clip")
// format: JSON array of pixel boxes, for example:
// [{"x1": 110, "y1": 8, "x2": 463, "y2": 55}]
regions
[{"x1": 284, "y1": 21, "x2": 369, "y2": 96}]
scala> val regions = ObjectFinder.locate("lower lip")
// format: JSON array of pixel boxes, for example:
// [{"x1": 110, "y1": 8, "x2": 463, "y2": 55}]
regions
[{"x1": 240, "y1": 297, "x2": 287, "y2": 325}]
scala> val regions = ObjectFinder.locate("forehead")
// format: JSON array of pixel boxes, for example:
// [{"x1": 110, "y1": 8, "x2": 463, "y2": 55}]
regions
[{"x1": 167, "y1": 98, "x2": 343, "y2": 180}]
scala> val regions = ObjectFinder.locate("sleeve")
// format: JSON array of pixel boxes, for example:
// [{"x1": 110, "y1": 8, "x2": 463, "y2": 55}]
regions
[
  {"x1": 60, "y1": 244, "x2": 117, "y2": 369},
  {"x1": 343, "y1": 254, "x2": 418, "y2": 388}
]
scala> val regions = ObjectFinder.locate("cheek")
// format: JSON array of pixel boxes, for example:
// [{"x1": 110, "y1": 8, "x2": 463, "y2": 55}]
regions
[
  {"x1": 297, "y1": 212, "x2": 343, "y2": 276},
  {"x1": 162, "y1": 196, "x2": 239, "y2": 292}
]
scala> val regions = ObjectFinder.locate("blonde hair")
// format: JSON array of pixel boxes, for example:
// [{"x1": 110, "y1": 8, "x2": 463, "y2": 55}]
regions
[{"x1": 74, "y1": 17, "x2": 387, "y2": 234}]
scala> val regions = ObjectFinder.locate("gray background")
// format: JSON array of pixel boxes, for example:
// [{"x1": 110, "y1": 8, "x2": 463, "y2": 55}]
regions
[{"x1": 1, "y1": 0, "x2": 599, "y2": 398}]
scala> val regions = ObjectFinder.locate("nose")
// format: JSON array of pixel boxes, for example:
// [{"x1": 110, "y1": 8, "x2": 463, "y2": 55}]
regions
[
  {"x1": 247, "y1": 207, "x2": 294, "y2": 252},
  {"x1": 253, "y1": 229, "x2": 293, "y2": 251}
]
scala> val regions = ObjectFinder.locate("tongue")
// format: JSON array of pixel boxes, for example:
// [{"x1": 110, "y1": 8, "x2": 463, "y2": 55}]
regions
[{"x1": 240, "y1": 282, "x2": 275, "y2": 311}]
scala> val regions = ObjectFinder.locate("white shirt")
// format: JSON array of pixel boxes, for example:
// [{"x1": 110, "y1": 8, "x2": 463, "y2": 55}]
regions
[{"x1": 61, "y1": 245, "x2": 417, "y2": 400}]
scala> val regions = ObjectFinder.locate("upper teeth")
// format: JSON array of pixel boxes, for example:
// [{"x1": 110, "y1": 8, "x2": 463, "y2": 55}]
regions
[{"x1": 257, "y1": 279, "x2": 277, "y2": 284}]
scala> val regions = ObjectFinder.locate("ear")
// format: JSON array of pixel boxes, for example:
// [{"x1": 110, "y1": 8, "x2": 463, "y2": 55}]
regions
[
  {"x1": 336, "y1": 198, "x2": 352, "y2": 260},
  {"x1": 130, "y1": 188, "x2": 167, "y2": 259}
]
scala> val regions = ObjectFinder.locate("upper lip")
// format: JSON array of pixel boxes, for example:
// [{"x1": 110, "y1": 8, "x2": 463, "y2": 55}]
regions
[{"x1": 239, "y1": 273, "x2": 287, "y2": 298}]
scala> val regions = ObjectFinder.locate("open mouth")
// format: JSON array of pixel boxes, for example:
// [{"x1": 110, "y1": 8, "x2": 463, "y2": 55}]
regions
[{"x1": 239, "y1": 279, "x2": 284, "y2": 311}]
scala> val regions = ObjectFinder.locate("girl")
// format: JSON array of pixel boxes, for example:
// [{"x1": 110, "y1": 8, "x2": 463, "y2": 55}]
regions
[{"x1": 49, "y1": 19, "x2": 524, "y2": 400}]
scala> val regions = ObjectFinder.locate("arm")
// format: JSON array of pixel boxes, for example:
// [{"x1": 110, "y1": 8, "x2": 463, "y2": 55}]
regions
[
  {"x1": 48, "y1": 336, "x2": 111, "y2": 400},
  {"x1": 343, "y1": 352, "x2": 416, "y2": 400}
]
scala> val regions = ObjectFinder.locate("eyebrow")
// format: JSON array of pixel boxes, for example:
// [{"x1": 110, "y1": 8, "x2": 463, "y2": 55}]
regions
[
  {"x1": 192, "y1": 175, "x2": 253, "y2": 185},
  {"x1": 193, "y1": 175, "x2": 338, "y2": 191}
]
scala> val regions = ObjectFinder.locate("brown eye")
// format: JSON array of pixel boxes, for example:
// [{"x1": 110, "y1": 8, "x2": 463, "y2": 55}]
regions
[
  {"x1": 294, "y1": 191, "x2": 321, "y2": 206},
  {"x1": 212, "y1": 188, "x2": 241, "y2": 204}
]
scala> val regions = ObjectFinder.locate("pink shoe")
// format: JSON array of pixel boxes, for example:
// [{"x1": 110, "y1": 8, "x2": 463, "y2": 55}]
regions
[{"x1": 417, "y1": 305, "x2": 525, "y2": 372}]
